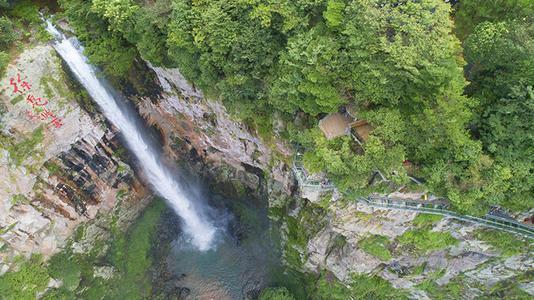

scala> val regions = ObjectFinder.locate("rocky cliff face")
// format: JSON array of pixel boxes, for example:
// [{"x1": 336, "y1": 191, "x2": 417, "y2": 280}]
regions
[
  {"x1": 128, "y1": 64, "x2": 533, "y2": 298},
  {"x1": 298, "y1": 200, "x2": 533, "y2": 298},
  {"x1": 134, "y1": 63, "x2": 294, "y2": 197},
  {"x1": 0, "y1": 44, "x2": 149, "y2": 274}
]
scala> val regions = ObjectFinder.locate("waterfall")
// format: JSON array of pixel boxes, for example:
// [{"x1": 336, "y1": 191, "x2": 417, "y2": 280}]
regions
[{"x1": 45, "y1": 21, "x2": 216, "y2": 251}]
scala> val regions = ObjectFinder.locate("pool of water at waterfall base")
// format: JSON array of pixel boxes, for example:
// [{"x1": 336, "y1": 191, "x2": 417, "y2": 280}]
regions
[{"x1": 149, "y1": 190, "x2": 293, "y2": 299}]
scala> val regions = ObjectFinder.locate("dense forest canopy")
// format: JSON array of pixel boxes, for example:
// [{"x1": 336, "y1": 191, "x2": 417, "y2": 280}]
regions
[{"x1": 1, "y1": 0, "x2": 532, "y2": 215}]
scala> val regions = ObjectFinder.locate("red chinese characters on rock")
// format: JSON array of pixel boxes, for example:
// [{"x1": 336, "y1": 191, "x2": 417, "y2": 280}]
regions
[
  {"x1": 26, "y1": 94, "x2": 49, "y2": 108},
  {"x1": 8, "y1": 72, "x2": 64, "y2": 130},
  {"x1": 25, "y1": 109, "x2": 64, "y2": 129},
  {"x1": 10, "y1": 73, "x2": 31, "y2": 94}
]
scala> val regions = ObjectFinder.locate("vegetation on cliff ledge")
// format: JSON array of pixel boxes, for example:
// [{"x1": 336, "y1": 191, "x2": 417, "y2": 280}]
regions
[{"x1": 0, "y1": 199, "x2": 166, "y2": 300}]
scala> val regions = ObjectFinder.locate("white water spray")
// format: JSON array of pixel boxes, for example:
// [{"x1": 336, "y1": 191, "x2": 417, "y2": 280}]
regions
[{"x1": 45, "y1": 21, "x2": 216, "y2": 250}]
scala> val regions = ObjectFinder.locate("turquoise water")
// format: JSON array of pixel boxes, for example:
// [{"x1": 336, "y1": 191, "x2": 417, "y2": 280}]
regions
[
  {"x1": 152, "y1": 186, "x2": 289, "y2": 299},
  {"x1": 165, "y1": 229, "x2": 278, "y2": 299}
]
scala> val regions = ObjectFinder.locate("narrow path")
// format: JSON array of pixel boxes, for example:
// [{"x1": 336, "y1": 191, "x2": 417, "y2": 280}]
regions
[{"x1": 292, "y1": 160, "x2": 534, "y2": 239}]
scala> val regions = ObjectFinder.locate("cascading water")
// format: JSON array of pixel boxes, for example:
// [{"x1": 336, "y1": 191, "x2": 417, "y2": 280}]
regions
[{"x1": 44, "y1": 21, "x2": 216, "y2": 250}]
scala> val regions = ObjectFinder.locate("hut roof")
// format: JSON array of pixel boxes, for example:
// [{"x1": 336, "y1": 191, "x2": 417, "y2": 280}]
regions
[
  {"x1": 319, "y1": 113, "x2": 353, "y2": 140},
  {"x1": 352, "y1": 119, "x2": 373, "y2": 142}
]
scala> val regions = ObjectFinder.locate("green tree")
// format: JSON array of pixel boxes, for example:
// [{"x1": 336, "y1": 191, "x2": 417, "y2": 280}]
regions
[
  {"x1": 0, "y1": 16, "x2": 16, "y2": 50},
  {"x1": 454, "y1": 0, "x2": 534, "y2": 40},
  {"x1": 166, "y1": 0, "x2": 283, "y2": 117},
  {"x1": 463, "y1": 20, "x2": 534, "y2": 211},
  {"x1": 269, "y1": 25, "x2": 346, "y2": 115},
  {"x1": 60, "y1": 0, "x2": 137, "y2": 78}
]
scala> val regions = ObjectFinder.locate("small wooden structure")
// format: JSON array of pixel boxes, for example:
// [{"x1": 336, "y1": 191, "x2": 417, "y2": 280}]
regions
[
  {"x1": 351, "y1": 119, "x2": 373, "y2": 143},
  {"x1": 318, "y1": 112, "x2": 353, "y2": 140}
]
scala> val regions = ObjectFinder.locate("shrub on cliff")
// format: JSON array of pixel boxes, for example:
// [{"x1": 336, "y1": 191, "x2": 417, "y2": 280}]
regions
[
  {"x1": 0, "y1": 51, "x2": 8, "y2": 76},
  {"x1": 0, "y1": 255, "x2": 50, "y2": 300},
  {"x1": 259, "y1": 287, "x2": 295, "y2": 300},
  {"x1": 0, "y1": 16, "x2": 16, "y2": 50}
]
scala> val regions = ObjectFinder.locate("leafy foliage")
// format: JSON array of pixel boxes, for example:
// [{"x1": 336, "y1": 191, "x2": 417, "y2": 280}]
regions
[
  {"x1": 7, "y1": 126, "x2": 44, "y2": 166},
  {"x1": 412, "y1": 214, "x2": 443, "y2": 227},
  {"x1": 0, "y1": 255, "x2": 50, "y2": 300},
  {"x1": 59, "y1": 0, "x2": 137, "y2": 78},
  {"x1": 8, "y1": 0, "x2": 40, "y2": 23},
  {"x1": 398, "y1": 213, "x2": 458, "y2": 253},
  {"x1": 463, "y1": 18, "x2": 534, "y2": 212},
  {"x1": 315, "y1": 272, "x2": 408, "y2": 300},
  {"x1": 0, "y1": 16, "x2": 16, "y2": 49},
  {"x1": 0, "y1": 51, "x2": 8, "y2": 76},
  {"x1": 259, "y1": 287, "x2": 296, "y2": 300},
  {"x1": 57, "y1": 0, "x2": 533, "y2": 214}
]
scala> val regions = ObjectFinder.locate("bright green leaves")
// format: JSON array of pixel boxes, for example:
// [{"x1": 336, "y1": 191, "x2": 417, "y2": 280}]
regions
[
  {"x1": 343, "y1": 0, "x2": 465, "y2": 107},
  {"x1": 315, "y1": 272, "x2": 408, "y2": 300},
  {"x1": 56, "y1": 0, "x2": 531, "y2": 214},
  {"x1": 166, "y1": 0, "x2": 281, "y2": 116},
  {"x1": 324, "y1": 0, "x2": 345, "y2": 28},
  {"x1": 460, "y1": 7, "x2": 534, "y2": 212},
  {"x1": 259, "y1": 287, "x2": 296, "y2": 300},
  {"x1": 0, "y1": 16, "x2": 15, "y2": 76},
  {"x1": 91, "y1": 0, "x2": 139, "y2": 32},
  {"x1": 0, "y1": 255, "x2": 50, "y2": 300},
  {"x1": 60, "y1": 0, "x2": 137, "y2": 78},
  {"x1": 398, "y1": 213, "x2": 458, "y2": 253},
  {"x1": 270, "y1": 26, "x2": 346, "y2": 115},
  {"x1": 299, "y1": 128, "x2": 406, "y2": 193},
  {"x1": 358, "y1": 234, "x2": 392, "y2": 261}
]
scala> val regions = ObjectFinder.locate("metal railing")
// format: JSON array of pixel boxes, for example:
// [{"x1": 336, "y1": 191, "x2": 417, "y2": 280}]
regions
[{"x1": 292, "y1": 153, "x2": 534, "y2": 239}]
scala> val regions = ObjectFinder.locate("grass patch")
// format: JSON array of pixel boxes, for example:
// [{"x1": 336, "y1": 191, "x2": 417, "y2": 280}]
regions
[
  {"x1": 10, "y1": 194, "x2": 29, "y2": 205},
  {"x1": 475, "y1": 228, "x2": 531, "y2": 257},
  {"x1": 0, "y1": 222, "x2": 17, "y2": 235},
  {"x1": 398, "y1": 229, "x2": 458, "y2": 253},
  {"x1": 9, "y1": 95, "x2": 23, "y2": 105},
  {"x1": 7, "y1": 126, "x2": 44, "y2": 166},
  {"x1": 40, "y1": 69, "x2": 72, "y2": 102},
  {"x1": 44, "y1": 160, "x2": 63, "y2": 176},
  {"x1": 397, "y1": 212, "x2": 457, "y2": 253},
  {"x1": 315, "y1": 272, "x2": 408, "y2": 300},
  {"x1": 259, "y1": 287, "x2": 295, "y2": 300},
  {"x1": 416, "y1": 271, "x2": 464, "y2": 300},
  {"x1": 0, "y1": 255, "x2": 50, "y2": 300},
  {"x1": 354, "y1": 211, "x2": 373, "y2": 222},
  {"x1": 359, "y1": 235, "x2": 392, "y2": 261},
  {"x1": 485, "y1": 271, "x2": 534, "y2": 299},
  {"x1": 413, "y1": 213, "x2": 443, "y2": 227},
  {"x1": 411, "y1": 262, "x2": 427, "y2": 276}
]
